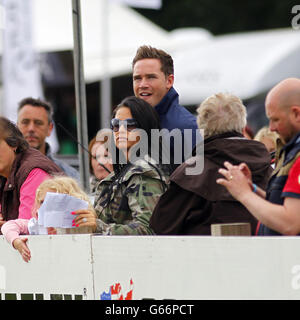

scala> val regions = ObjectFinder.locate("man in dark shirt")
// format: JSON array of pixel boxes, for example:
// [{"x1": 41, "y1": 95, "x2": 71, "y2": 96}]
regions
[{"x1": 217, "y1": 78, "x2": 300, "y2": 235}]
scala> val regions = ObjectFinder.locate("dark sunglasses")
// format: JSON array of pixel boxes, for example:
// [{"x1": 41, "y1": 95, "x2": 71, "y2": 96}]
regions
[{"x1": 110, "y1": 118, "x2": 139, "y2": 132}]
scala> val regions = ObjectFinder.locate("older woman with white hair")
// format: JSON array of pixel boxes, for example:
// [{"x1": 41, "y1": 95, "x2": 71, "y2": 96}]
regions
[{"x1": 150, "y1": 93, "x2": 273, "y2": 235}]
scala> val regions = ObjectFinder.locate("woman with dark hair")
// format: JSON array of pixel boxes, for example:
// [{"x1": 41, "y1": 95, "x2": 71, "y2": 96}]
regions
[
  {"x1": 73, "y1": 96, "x2": 170, "y2": 235},
  {"x1": 0, "y1": 117, "x2": 63, "y2": 227}
]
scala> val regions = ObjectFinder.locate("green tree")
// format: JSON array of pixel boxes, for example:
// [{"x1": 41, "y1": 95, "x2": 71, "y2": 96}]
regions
[{"x1": 134, "y1": 0, "x2": 299, "y2": 34}]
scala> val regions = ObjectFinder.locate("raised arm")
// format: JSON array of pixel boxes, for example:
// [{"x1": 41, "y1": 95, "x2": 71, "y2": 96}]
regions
[{"x1": 217, "y1": 161, "x2": 300, "y2": 235}]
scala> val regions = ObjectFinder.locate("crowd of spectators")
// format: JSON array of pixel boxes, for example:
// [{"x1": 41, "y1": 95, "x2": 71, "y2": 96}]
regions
[{"x1": 1, "y1": 45, "x2": 300, "y2": 262}]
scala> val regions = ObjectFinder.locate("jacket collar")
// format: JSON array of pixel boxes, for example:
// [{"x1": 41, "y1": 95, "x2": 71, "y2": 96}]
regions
[
  {"x1": 154, "y1": 87, "x2": 179, "y2": 115},
  {"x1": 279, "y1": 131, "x2": 300, "y2": 165},
  {"x1": 45, "y1": 142, "x2": 51, "y2": 157},
  {"x1": 192, "y1": 131, "x2": 244, "y2": 156},
  {"x1": 204, "y1": 131, "x2": 244, "y2": 144},
  {"x1": 280, "y1": 131, "x2": 300, "y2": 153}
]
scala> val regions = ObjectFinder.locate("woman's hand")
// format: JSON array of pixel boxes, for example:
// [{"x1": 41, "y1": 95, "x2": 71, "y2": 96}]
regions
[
  {"x1": 72, "y1": 208, "x2": 97, "y2": 232},
  {"x1": 12, "y1": 238, "x2": 31, "y2": 263}
]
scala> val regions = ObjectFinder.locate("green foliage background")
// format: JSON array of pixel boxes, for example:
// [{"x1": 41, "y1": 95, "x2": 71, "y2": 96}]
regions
[{"x1": 134, "y1": 0, "x2": 299, "y2": 34}]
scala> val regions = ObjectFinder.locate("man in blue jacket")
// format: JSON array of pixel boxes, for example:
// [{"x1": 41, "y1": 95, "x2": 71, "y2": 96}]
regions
[
  {"x1": 217, "y1": 78, "x2": 300, "y2": 236},
  {"x1": 132, "y1": 45, "x2": 200, "y2": 170}
]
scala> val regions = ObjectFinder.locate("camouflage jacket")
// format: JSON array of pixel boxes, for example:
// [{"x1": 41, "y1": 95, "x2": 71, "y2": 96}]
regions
[
  {"x1": 90, "y1": 175, "x2": 100, "y2": 194},
  {"x1": 93, "y1": 158, "x2": 169, "y2": 235}
]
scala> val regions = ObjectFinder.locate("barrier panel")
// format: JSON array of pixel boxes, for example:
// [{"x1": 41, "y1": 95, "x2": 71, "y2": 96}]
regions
[
  {"x1": 1, "y1": 235, "x2": 300, "y2": 299},
  {"x1": 0, "y1": 234, "x2": 94, "y2": 300}
]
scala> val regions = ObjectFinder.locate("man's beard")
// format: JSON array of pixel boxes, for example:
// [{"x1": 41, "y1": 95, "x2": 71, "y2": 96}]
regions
[{"x1": 25, "y1": 136, "x2": 42, "y2": 151}]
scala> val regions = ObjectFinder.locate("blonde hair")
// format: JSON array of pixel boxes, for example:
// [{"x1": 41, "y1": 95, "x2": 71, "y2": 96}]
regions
[
  {"x1": 254, "y1": 126, "x2": 279, "y2": 145},
  {"x1": 33, "y1": 176, "x2": 93, "y2": 217},
  {"x1": 197, "y1": 93, "x2": 247, "y2": 138}
]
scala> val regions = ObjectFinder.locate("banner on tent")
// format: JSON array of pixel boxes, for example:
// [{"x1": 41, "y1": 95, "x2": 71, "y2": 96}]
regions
[
  {"x1": 2, "y1": 0, "x2": 43, "y2": 121},
  {"x1": 1, "y1": 0, "x2": 59, "y2": 152}
]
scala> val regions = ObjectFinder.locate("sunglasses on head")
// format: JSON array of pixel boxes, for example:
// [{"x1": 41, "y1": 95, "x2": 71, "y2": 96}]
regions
[{"x1": 110, "y1": 118, "x2": 139, "y2": 132}]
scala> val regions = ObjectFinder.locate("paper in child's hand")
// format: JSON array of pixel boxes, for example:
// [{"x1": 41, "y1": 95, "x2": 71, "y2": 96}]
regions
[{"x1": 38, "y1": 192, "x2": 88, "y2": 228}]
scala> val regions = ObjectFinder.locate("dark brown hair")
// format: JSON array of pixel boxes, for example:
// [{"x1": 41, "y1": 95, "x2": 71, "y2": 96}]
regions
[
  {"x1": 0, "y1": 117, "x2": 29, "y2": 153},
  {"x1": 18, "y1": 97, "x2": 53, "y2": 123},
  {"x1": 132, "y1": 45, "x2": 174, "y2": 76}
]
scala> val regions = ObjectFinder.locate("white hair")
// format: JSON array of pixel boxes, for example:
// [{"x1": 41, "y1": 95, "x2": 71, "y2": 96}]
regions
[{"x1": 197, "y1": 93, "x2": 247, "y2": 138}]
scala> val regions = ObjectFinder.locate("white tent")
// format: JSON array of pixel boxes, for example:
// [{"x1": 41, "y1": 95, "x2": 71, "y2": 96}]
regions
[
  {"x1": 32, "y1": 0, "x2": 214, "y2": 83},
  {"x1": 2, "y1": 1, "x2": 297, "y2": 108},
  {"x1": 172, "y1": 28, "x2": 300, "y2": 105},
  {"x1": 168, "y1": 27, "x2": 213, "y2": 51},
  {"x1": 30, "y1": 0, "x2": 170, "y2": 82},
  {"x1": 0, "y1": 0, "x2": 213, "y2": 85}
]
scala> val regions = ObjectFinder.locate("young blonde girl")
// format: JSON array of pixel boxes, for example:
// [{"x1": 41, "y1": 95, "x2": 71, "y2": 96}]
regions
[
  {"x1": 254, "y1": 126, "x2": 280, "y2": 153},
  {"x1": 1, "y1": 176, "x2": 97, "y2": 262}
]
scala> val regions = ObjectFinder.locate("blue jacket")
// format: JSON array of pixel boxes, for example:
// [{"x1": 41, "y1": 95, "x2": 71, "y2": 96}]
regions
[
  {"x1": 155, "y1": 87, "x2": 201, "y2": 165},
  {"x1": 155, "y1": 87, "x2": 198, "y2": 133}
]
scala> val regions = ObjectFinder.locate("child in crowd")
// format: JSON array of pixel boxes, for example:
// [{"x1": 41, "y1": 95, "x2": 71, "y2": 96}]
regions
[
  {"x1": 254, "y1": 126, "x2": 280, "y2": 166},
  {"x1": 1, "y1": 176, "x2": 96, "y2": 262},
  {"x1": 254, "y1": 126, "x2": 280, "y2": 153}
]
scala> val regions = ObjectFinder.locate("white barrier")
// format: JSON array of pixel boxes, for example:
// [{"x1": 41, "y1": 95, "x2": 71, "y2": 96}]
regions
[
  {"x1": 1, "y1": 235, "x2": 300, "y2": 300},
  {"x1": 0, "y1": 234, "x2": 94, "y2": 300}
]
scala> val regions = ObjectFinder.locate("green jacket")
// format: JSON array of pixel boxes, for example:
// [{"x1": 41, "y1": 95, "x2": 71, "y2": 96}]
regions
[{"x1": 94, "y1": 158, "x2": 169, "y2": 235}]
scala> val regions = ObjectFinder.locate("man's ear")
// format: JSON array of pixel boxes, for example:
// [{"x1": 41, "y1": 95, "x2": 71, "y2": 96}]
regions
[
  {"x1": 47, "y1": 121, "x2": 54, "y2": 137},
  {"x1": 291, "y1": 106, "x2": 300, "y2": 122},
  {"x1": 166, "y1": 74, "x2": 174, "y2": 89}
]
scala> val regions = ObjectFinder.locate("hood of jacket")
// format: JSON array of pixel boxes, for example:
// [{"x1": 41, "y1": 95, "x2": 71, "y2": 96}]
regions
[{"x1": 171, "y1": 132, "x2": 272, "y2": 201}]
